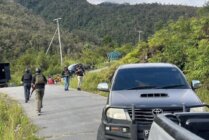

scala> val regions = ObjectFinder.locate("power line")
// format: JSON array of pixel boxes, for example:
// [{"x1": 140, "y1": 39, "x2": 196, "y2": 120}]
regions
[{"x1": 46, "y1": 28, "x2": 57, "y2": 55}]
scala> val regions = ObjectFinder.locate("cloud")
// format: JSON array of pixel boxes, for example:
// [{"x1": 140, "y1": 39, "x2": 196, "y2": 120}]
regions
[
  {"x1": 87, "y1": 0, "x2": 208, "y2": 7},
  {"x1": 87, "y1": 0, "x2": 105, "y2": 4}
]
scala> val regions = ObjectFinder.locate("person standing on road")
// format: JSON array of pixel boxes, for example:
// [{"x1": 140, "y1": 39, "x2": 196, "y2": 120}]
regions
[
  {"x1": 32, "y1": 68, "x2": 47, "y2": 115},
  {"x1": 75, "y1": 64, "x2": 85, "y2": 90},
  {"x1": 62, "y1": 66, "x2": 71, "y2": 91},
  {"x1": 21, "y1": 68, "x2": 32, "y2": 103}
]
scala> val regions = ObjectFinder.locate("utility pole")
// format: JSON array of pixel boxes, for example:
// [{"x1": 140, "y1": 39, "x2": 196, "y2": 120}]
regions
[
  {"x1": 46, "y1": 18, "x2": 63, "y2": 66},
  {"x1": 137, "y1": 30, "x2": 143, "y2": 42},
  {"x1": 55, "y1": 18, "x2": 63, "y2": 66}
]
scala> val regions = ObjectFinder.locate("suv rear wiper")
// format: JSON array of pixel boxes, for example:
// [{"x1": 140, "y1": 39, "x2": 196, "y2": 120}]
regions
[
  {"x1": 127, "y1": 85, "x2": 157, "y2": 90},
  {"x1": 158, "y1": 84, "x2": 186, "y2": 89}
]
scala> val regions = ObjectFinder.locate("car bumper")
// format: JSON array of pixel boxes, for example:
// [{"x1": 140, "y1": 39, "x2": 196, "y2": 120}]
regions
[{"x1": 103, "y1": 120, "x2": 151, "y2": 140}]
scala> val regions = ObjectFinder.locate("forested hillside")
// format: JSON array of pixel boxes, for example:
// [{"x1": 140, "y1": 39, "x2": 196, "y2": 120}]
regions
[
  {"x1": 0, "y1": 0, "x2": 102, "y2": 62},
  {"x1": 72, "y1": 6, "x2": 209, "y2": 104},
  {"x1": 15, "y1": 0, "x2": 198, "y2": 44},
  {"x1": 0, "y1": 0, "x2": 99, "y2": 83}
]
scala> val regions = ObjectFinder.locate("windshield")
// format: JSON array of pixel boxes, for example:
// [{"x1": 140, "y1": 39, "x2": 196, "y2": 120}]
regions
[{"x1": 112, "y1": 67, "x2": 190, "y2": 90}]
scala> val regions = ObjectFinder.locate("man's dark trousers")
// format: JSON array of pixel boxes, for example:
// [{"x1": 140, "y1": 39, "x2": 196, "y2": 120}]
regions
[{"x1": 24, "y1": 83, "x2": 31, "y2": 102}]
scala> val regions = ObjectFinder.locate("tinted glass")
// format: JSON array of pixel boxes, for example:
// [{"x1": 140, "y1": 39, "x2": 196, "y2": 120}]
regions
[{"x1": 112, "y1": 67, "x2": 189, "y2": 90}]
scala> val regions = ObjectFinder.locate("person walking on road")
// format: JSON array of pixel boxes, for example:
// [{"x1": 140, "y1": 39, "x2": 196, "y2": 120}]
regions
[
  {"x1": 62, "y1": 66, "x2": 71, "y2": 91},
  {"x1": 21, "y1": 68, "x2": 32, "y2": 103},
  {"x1": 75, "y1": 64, "x2": 85, "y2": 90},
  {"x1": 32, "y1": 68, "x2": 47, "y2": 115}
]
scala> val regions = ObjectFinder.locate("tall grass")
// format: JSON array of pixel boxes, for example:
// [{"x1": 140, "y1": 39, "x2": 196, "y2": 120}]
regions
[
  {"x1": 70, "y1": 71, "x2": 110, "y2": 96},
  {"x1": 197, "y1": 88, "x2": 209, "y2": 104},
  {"x1": 0, "y1": 94, "x2": 41, "y2": 140}
]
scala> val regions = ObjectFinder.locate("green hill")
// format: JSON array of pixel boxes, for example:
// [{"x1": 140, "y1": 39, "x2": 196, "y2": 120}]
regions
[
  {"x1": 0, "y1": 0, "x2": 96, "y2": 63},
  {"x1": 15, "y1": 0, "x2": 198, "y2": 44},
  {"x1": 0, "y1": 0, "x2": 99, "y2": 84}
]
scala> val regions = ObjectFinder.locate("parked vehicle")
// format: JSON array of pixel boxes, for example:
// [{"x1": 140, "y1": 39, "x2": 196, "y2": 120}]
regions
[
  {"x1": 97, "y1": 63, "x2": 203, "y2": 140},
  {"x1": 148, "y1": 105, "x2": 209, "y2": 140},
  {"x1": 68, "y1": 63, "x2": 79, "y2": 74},
  {"x1": 68, "y1": 63, "x2": 93, "y2": 74},
  {"x1": 0, "y1": 63, "x2": 11, "y2": 87}
]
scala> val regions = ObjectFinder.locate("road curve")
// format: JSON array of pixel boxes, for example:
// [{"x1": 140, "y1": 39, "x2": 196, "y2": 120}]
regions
[{"x1": 0, "y1": 85, "x2": 106, "y2": 140}]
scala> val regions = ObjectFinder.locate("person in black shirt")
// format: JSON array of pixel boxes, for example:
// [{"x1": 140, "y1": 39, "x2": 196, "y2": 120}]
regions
[
  {"x1": 75, "y1": 64, "x2": 85, "y2": 90},
  {"x1": 62, "y1": 66, "x2": 71, "y2": 91},
  {"x1": 21, "y1": 68, "x2": 32, "y2": 103}
]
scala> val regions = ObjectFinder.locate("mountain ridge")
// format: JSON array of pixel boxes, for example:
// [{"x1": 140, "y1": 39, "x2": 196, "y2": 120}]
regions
[
  {"x1": 15, "y1": 0, "x2": 198, "y2": 44},
  {"x1": 0, "y1": 0, "x2": 96, "y2": 62}
]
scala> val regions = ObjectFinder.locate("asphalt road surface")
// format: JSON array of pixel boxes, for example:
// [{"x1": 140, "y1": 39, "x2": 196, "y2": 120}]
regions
[{"x1": 0, "y1": 85, "x2": 107, "y2": 140}]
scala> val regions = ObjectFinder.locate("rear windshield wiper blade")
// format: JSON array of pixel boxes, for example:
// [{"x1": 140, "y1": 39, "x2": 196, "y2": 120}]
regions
[
  {"x1": 127, "y1": 85, "x2": 157, "y2": 90},
  {"x1": 158, "y1": 84, "x2": 186, "y2": 89}
]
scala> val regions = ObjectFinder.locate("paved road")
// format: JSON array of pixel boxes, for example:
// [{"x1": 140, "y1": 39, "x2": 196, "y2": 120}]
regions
[{"x1": 0, "y1": 85, "x2": 106, "y2": 140}]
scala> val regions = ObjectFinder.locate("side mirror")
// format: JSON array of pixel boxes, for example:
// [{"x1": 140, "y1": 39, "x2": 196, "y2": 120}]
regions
[
  {"x1": 97, "y1": 82, "x2": 109, "y2": 92},
  {"x1": 191, "y1": 80, "x2": 201, "y2": 89}
]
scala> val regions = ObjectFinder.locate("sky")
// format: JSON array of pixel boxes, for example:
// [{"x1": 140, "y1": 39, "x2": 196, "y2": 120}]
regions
[{"x1": 87, "y1": 0, "x2": 208, "y2": 7}]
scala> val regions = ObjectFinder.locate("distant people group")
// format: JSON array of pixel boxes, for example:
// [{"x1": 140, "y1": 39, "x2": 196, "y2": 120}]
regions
[
  {"x1": 62, "y1": 64, "x2": 85, "y2": 91},
  {"x1": 21, "y1": 64, "x2": 85, "y2": 115}
]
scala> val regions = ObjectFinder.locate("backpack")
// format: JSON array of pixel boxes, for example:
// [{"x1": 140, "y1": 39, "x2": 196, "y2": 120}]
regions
[{"x1": 35, "y1": 74, "x2": 45, "y2": 84}]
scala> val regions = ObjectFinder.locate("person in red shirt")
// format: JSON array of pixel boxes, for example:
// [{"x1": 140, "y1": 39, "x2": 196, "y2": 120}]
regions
[{"x1": 47, "y1": 76, "x2": 55, "y2": 84}]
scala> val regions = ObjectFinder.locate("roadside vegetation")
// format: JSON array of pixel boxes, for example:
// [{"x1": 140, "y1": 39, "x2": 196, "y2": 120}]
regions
[
  {"x1": 71, "y1": 7, "x2": 209, "y2": 105},
  {"x1": 70, "y1": 42, "x2": 147, "y2": 95},
  {"x1": 0, "y1": 94, "x2": 41, "y2": 140}
]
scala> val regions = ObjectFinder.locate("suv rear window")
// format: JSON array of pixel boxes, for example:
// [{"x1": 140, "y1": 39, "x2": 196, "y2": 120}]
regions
[{"x1": 112, "y1": 67, "x2": 189, "y2": 90}]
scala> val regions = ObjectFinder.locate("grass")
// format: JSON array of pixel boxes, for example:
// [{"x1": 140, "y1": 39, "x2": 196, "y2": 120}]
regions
[
  {"x1": 197, "y1": 88, "x2": 209, "y2": 104},
  {"x1": 0, "y1": 94, "x2": 42, "y2": 140},
  {"x1": 70, "y1": 71, "x2": 109, "y2": 97}
]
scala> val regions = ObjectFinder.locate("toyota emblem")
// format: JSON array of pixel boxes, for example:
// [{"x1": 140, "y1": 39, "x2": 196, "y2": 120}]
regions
[{"x1": 152, "y1": 108, "x2": 163, "y2": 116}]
